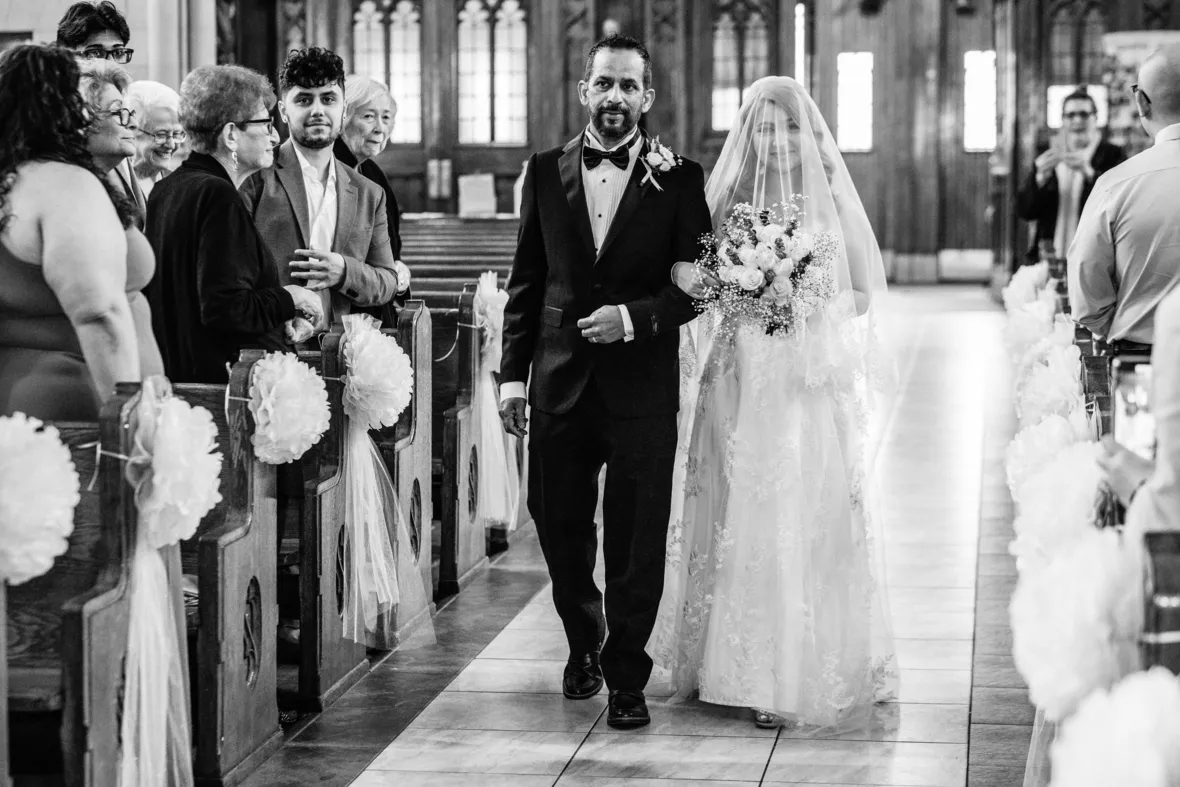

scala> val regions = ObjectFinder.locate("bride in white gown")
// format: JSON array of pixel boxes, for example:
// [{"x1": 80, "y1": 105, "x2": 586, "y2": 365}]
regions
[{"x1": 649, "y1": 76, "x2": 898, "y2": 730}]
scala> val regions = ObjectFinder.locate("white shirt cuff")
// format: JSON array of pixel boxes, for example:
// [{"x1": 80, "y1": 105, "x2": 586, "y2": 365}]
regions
[
  {"x1": 500, "y1": 382, "x2": 527, "y2": 402},
  {"x1": 619, "y1": 304, "x2": 635, "y2": 342},
  {"x1": 394, "y1": 260, "x2": 411, "y2": 294}
]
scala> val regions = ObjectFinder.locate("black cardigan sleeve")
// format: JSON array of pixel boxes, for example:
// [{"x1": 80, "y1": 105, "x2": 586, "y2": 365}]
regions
[{"x1": 196, "y1": 187, "x2": 297, "y2": 333}]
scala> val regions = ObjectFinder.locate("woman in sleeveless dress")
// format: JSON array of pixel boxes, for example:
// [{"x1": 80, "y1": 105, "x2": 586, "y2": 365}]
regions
[
  {"x1": 0, "y1": 44, "x2": 161, "y2": 421},
  {"x1": 650, "y1": 76, "x2": 897, "y2": 731}
]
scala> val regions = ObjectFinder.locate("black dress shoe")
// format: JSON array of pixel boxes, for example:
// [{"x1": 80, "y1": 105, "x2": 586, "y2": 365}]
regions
[
  {"x1": 563, "y1": 653, "x2": 604, "y2": 699},
  {"x1": 607, "y1": 690, "x2": 651, "y2": 729}
]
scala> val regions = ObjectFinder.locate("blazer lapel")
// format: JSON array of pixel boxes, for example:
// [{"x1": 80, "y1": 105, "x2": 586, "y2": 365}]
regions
[
  {"x1": 596, "y1": 134, "x2": 652, "y2": 262},
  {"x1": 275, "y1": 142, "x2": 311, "y2": 246},
  {"x1": 333, "y1": 161, "x2": 358, "y2": 255},
  {"x1": 558, "y1": 135, "x2": 597, "y2": 262}
]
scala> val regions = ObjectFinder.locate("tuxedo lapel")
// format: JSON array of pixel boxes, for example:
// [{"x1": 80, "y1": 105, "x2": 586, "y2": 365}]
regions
[
  {"x1": 275, "y1": 142, "x2": 311, "y2": 246},
  {"x1": 558, "y1": 135, "x2": 597, "y2": 262},
  {"x1": 596, "y1": 135, "x2": 652, "y2": 263}
]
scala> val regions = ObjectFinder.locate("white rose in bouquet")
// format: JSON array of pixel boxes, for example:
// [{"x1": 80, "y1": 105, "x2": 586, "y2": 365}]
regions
[
  {"x1": 788, "y1": 232, "x2": 813, "y2": 262},
  {"x1": 736, "y1": 245, "x2": 760, "y2": 268},
  {"x1": 737, "y1": 267, "x2": 766, "y2": 292},
  {"x1": 770, "y1": 272, "x2": 794, "y2": 305},
  {"x1": 773, "y1": 259, "x2": 796, "y2": 279},
  {"x1": 754, "y1": 243, "x2": 779, "y2": 271},
  {"x1": 719, "y1": 265, "x2": 742, "y2": 285},
  {"x1": 754, "y1": 223, "x2": 786, "y2": 246}
]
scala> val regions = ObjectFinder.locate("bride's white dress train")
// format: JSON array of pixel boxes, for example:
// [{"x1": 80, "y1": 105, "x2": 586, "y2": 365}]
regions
[{"x1": 650, "y1": 307, "x2": 897, "y2": 729}]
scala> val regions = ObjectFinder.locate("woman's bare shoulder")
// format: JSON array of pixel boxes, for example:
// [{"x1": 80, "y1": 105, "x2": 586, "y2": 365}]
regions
[{"x1": 14, "y1": 160, "x2": 109, "y2": 205}]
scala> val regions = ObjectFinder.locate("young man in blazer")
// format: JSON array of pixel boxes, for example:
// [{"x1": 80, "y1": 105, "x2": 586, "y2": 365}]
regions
[{"x1": 241, "y1": 47, "x2": 407, "y2": 340}]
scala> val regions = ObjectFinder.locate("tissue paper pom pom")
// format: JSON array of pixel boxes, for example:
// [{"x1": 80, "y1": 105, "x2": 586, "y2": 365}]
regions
[
  {"x1": 1017, "y1": 344, "x2": 1083, "y2": 429},
  {"x1": 342, "y1": 314, "x2": 414, "y2": 430},
  {"x1": 1015, "y1": 316, "x2": 1074, "y2": 395},
  {"x1": 1004, "y1": 262, "x2": 1050, "y2": 313},
  {"x1": 1010, "y1": 440, "x2": 1103, "y2": 569},
  {"x1": 1006, "y1": 411, "x2": 1091, "y2": 506},
  {"x1": 133, "y1": 386, "x2": 223, "y2": 548},
  {"x1": 0, "y1": 413, "x2": 79, "y2": 585},
  {"x1": 1005, "y1": 300, "x2": 1055, "y2": 363},
  {"x1": 250, "y1": 352, "x2": 330, "y2": 464},
  {"x1": 1051, "y1": 668, "x2": 1180, "y2": 787},
  {"x1": 1010, "y1": 527, "x2": 1143, "y2": 722}
]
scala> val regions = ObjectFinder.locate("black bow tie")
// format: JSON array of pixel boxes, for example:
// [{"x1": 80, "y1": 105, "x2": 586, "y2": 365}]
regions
[{"x1": 583, "y1": 144, "x2": 630, "y2": 170}]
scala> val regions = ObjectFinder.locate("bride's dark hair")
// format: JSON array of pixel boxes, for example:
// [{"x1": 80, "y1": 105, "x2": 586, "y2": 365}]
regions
[{"x1": 0, "y1": 43, "x2": 137, "y2": 234}]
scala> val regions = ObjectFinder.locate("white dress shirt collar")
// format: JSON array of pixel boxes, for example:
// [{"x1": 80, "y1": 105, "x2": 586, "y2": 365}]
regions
[
  {"x1": 1156, "y1": 123, "x2": 1180, "y2": 144},
  {"x1": 293, "y1": 143, "x2": 337, "y2": 190}
]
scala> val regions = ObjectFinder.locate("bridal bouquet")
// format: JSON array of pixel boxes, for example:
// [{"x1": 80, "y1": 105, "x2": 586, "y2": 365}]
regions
[{"x1": 694, "y1": 197, "x2": 841, "y2": 336}]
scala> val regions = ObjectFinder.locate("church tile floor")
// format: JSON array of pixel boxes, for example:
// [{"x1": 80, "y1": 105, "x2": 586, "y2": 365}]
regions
[{"x1": 244, "y1": 286, "x2": 1034, "y2": 787}]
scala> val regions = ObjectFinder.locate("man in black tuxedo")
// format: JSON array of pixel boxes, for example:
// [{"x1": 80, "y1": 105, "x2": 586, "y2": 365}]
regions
[{"x1": 499, "y1": 34, "x2": 712, "y2": 729}]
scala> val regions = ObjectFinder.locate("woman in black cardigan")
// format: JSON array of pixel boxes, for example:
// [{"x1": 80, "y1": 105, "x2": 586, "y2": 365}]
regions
[
  {"x1": 146, "y1": 64, "x2": 323, "y2": 383},
  {"x1": 336, "y1": 75, "x2": 411, "y2": 306},
  {"x1": 1017, "y1": 88, "x2": 1127, "y2": 265}
]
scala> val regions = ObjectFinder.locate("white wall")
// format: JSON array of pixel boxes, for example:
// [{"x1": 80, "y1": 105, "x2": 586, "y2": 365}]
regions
[{"x1": 0, "y1": 0, "x2": 215, "y2": 88}]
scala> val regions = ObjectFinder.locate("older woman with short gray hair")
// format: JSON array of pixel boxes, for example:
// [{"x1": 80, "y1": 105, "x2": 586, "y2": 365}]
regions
[
  {"x1": 144, "y1": 64, "x2": 323, "y2": 383},
  {"x1": 335, "y1": 74, "x2": 410, "y2": 298},
  {"x1": 125, "y1": 80, "x2": 186, "y2": 197}
]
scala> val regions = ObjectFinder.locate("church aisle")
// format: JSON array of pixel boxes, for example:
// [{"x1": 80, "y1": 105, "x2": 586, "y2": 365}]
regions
[{"x1": 330, "y1": 287, "x2": 1008, "y2": 787}]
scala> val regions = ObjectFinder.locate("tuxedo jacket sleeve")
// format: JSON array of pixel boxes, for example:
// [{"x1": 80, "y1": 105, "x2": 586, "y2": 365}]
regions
[
  {"x1": 501, "y1": 153, "x2": 546, "y2": 386},
  {"x1": 337, "y1": 181, "x2": 399, "y2": 308},
  {"x1": 623, "y1": 160, "x2": 709, "y2": 341}
]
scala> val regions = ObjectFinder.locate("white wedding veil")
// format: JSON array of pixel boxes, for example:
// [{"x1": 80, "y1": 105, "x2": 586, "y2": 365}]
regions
[{"x1": 704, "y1": 75, "x2": 891, "y2": 389}]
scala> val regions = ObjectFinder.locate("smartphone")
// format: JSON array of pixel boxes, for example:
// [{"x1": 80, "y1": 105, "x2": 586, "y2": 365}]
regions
[{"x1": 1112, "y1": 356, "x2": 1155, "y2": 461}]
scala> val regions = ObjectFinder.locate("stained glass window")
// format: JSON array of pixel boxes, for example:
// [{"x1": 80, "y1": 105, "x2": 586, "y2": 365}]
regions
[
  {"x1": 1049, "y1": 4, "x2": 1075, "y2": 84},
  {"x1": 836, "y1": 52, "x2": 873, "y2": 152},
  {"x1": 964, "y1": 50, "x2": 997, "y2": 152},
  {"x1": 350, "y1": 0, "x2": 423, "y2": 144},
  {"x1": 1080, "y1": 4, "x2": 1107, "y2": 84},
  {"x1": 711, "y1": 1, "x2": 775, "y2": 131},
  {"x1": 457, "y1": 0, "x2": 529, "y2": 144}
]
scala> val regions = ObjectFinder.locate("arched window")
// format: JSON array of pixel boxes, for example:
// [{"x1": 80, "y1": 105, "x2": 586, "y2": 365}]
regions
[
  {"x1": 711, "y1": 0, "x2": 774, "y2": 131},
  {"x1": 1048, "y1": 3, "x2": 1075, "y2": 84},
  {"x1": 1044, "y1": 1, "x2": 1108, "y2": 128},
  {"x1": 350, "y1": 0, "x2": 423, "y2": 144},
  {"x1": 457, "y1": 0, "x2": 529, "y2": 144},
  {"x1": 1080, "y1": 4, "x2": 1107, "y2": 84}
]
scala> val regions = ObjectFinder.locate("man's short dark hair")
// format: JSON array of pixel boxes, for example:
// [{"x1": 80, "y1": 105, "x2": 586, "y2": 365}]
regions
[
  {"x1": 584, "y1": 34, "x2": 652, "y2": 90},
  {"x1": 1063, "y1": 87, "x2": 1099, "y2": 116},
  {"x1": 56, "y1": 1, "x2": 129, "y2": 48},
  {"x1": 279, "y1": 47, "x2": 346, "y2": 95}
]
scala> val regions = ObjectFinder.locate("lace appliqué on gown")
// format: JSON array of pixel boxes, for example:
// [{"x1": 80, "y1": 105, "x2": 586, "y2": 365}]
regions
[{"x1": 650, "y1": 313, "x2": 898, "y2": 730}]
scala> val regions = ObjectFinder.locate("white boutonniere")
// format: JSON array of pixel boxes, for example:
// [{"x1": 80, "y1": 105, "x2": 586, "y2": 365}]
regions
[{"x1": 640, "y1": 136, "x2": 680, "y2": 192}]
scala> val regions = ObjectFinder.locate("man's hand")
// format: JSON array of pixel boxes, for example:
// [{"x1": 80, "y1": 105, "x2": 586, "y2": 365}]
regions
[
  {"x1": 1097, "y1": 435, "x2": 1155, "y2": 505},
  {"x1": 672, "y1": 261, "x2": 721, "y2": 300},
  {"x1": 500, "y1": 396, "x2": 528, "y2": 438},
  {"x1": 1035, "y1": 149, "x2": 1063, "y2": 184},
  {"x1": 291, "y1": 249, "x2": 346, "y2": 291},
  {"x1": 578, "y1": 306, "x2": 625, "y2": 344},
  {"x1": 283, "y1": 284, "x2": 325, "y2": 327},
  {"x1": 394, "y1": 260, "x2": 411, "y2": 294},
  {"x1": 284, "y1": 316, "x2": 316, "y2": 344}
]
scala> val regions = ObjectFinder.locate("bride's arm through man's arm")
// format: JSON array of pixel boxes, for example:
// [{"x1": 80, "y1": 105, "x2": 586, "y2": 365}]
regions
[{"x1": 624, "y1": 159, "x2": 714, "y2": 340}]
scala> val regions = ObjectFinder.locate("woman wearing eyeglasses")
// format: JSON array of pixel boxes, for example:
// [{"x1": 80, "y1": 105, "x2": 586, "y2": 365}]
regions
[
  {"x1": 0, "y1": 44, "x2": 159, "y2": 421},
  {"x1": 1016, "y1": 87, "x2": 1127, "y2": 265},
  {"x1": 126, "y1": 81, "x2": 188, "y2": 200},
  {"x1": 145, "y1": 64, "x2": 325, "y2": 384}
]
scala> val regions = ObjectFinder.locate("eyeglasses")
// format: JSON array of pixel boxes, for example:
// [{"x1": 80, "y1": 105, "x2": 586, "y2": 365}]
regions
[
  {"x1": 237, "y1": 117, "x2": 275, "y2": 135},
  {"x1": 145, "y1": 129, "x2": 188, "y2": 144},
  {"x1": 79, "y1": 46, "x2": 133, "y2": 64},
  {"x1": 1133, "y1": 84, "x2": 1151, "y2": 104},
  {"x1": 104, "y1": 107, "x2": 136, "y2": 127},
  {"x1": 1063, "y1": 111, "x2": 1094, "y2": 121}
]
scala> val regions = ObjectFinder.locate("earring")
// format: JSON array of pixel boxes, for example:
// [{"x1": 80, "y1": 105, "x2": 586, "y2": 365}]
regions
[{"x1": 230, "y1": 150, "x2": 239, "y2": 171}]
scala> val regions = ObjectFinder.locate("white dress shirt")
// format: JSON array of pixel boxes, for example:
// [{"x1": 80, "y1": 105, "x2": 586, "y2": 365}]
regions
[
  {"x1": 294, "y1": 145, "x2": 338, "y2": 321},
  {"x1": 1067, "y1": 123, "x2": 1180, "y2": 344},
  {"x1": 499, "y1": 127, "x2": 643, "y2": 404}
]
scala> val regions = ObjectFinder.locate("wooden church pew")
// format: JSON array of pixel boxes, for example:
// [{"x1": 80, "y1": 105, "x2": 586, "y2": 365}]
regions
[
  {"x1": 7, "y1": 384, "x2": 188, "y2": 785},
  {"x1": 172, "y1": 355, "x2": 283, "y2": 786},
  {"x1": 1142, "y1": 531, "x2": 1180, "y2": 674},
  {"x1": 431, "y1": 290, "x2": 486, "y2": 598},
  {"x1": 1, "y1": 582, "x2": 7, "y2": 787},
  {"x1": 369, "y1": 301, "x2": 436, "y2": 649}
]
